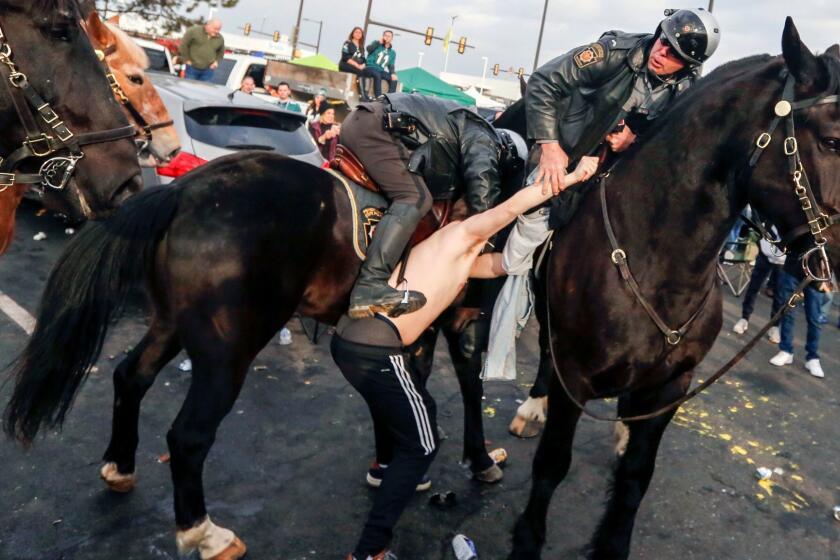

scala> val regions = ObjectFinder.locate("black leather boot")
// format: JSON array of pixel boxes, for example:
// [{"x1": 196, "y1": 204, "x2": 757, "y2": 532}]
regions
[{"x1": 349, "y1": 203, "x2": 427, "y2": 319}]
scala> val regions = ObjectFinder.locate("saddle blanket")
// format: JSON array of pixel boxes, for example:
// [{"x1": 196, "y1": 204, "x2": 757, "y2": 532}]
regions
[{"x1": 325, "y1": 167, "x2": 386, "y2": 260}]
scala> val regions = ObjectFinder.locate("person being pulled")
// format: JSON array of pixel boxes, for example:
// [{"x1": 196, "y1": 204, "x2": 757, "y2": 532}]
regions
[
  {"x1": 483, "y1": 8, "x2": 723, "y2": 380},
  {"x1": 341, "y1": 92, "x2": 507, "y2": 319}
]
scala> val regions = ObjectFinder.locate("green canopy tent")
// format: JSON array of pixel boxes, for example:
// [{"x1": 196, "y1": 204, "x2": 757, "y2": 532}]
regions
[
  {"x1": 290, "y1": 53, "x2": 339, "y2": 71},
  {"x1": 395, "y1": 67, "x2": 475, "y2": 106}
]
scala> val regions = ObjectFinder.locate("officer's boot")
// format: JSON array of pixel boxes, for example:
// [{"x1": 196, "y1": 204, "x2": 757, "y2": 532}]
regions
[{"x1": 348, "y1": 203, "x2": 427, "y2": 319}]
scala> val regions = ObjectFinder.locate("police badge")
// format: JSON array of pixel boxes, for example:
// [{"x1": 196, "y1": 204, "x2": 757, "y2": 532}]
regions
[{"x1": 573, "y1": 43, "x2": 605, "y2": 69}]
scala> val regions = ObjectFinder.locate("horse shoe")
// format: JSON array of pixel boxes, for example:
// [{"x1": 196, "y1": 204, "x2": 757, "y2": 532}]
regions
[{"x1": 99, "y1": 462, "x2": 136, "y2": 493}]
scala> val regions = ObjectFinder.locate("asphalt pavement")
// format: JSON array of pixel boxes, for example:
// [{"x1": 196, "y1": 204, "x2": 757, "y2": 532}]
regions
[{"x1": 1, "y1": 201, "x2": 838, "y2": 560}]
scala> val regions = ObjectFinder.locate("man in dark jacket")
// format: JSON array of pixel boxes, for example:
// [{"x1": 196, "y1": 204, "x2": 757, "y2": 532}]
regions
[{"x1": 341, "y1": 92, "x2": 518, "y2": 319}]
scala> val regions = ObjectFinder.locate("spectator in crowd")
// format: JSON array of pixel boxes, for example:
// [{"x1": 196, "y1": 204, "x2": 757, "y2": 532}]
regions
[
  {"x1": 179, "y1": 18, "x2": 225, "y2": 82},
  {"x1": 309, "y1": 104, "x2": 340, "y2": 161},
  {"x1": 363, "y1": 30, "x2": 398, "y2": 98},
  {"x1": 273, "y1": 81, "x2": 303, "y2": 112},
  {"x1": 339, "y1": 26, "x2": 370, "y2": 100},
  {"x1": 306, "y1": 89, "x2": 328, "y2": 121},
  {"x1": 733, "y1": 233, "x2": 785, "y2": 343},
  {"x1": 239, "y1": 76, "x2": 255, "y2": 94},
  {"x1": 769, "y1": 254, "x2": 830, "y2": 378}
]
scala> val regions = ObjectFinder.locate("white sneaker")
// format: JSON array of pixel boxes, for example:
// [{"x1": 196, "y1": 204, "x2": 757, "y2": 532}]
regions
[
  {"x1": 733, "y1": 318, "x2": 749, "y2": 334},
  {"x1": 805, "y1": 359, "x2": 825, "y2": 378},
  {"x1": 767, "y1": 326, "x2": 781, "y2": 344},
  {"x1": 769, "y1": 351, "x2": 794, "y2": 367}
]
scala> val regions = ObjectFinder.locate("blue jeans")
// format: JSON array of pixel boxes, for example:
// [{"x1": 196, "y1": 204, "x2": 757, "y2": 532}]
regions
[
  {"x1": 741, "y1": 252, "x2": 782, "y2": 320},
  {"x1": 185, "y1": 65, "x2": 214, "y2": 82},
  {"x1": 776, "y1": 271, "x2": 823, "y2": 360},
  {"x1": 362, "y1": 67, "x2": 397, "y2": 98}
]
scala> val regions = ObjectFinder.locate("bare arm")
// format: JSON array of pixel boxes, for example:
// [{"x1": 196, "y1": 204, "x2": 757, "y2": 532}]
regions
[
  {"x1": 469, "y1": 252, "x2": 505, "y2": 279},
  {"x1": 461, "y1": 156, "x2": 598, "y2": 245}
]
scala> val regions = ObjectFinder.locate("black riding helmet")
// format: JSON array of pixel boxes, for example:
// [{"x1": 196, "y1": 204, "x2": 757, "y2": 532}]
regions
[{"x1": 655, "y1": 8, "x2": 721, "y2": 66}]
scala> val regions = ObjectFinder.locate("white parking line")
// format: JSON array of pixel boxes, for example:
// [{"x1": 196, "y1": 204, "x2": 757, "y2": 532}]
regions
[{"x1": 0, "y1": 291, "x2": 35, "y2": 335}]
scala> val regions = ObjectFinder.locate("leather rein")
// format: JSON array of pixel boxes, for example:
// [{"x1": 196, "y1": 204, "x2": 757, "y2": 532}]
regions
[
  {"x1": 546, "y1": 70, "x2": 839, "y2": 423},
  {"x1": 0, "y1": 19, "x2": 137, "y2": 193}
]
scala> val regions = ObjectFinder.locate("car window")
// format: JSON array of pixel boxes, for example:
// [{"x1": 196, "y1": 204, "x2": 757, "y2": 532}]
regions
[
  {"x1": 184, "y1": 107, "x2": 317, "y2": 155},
  {"x1": 210, "y1": 58, "x2": 237, "y2": 86},
  {"x1": 245, "y1": 64, "x2": 266, "y2": 88},
  {"x1": 142, "y1": 47, "x2": 171, "y2": 73}
]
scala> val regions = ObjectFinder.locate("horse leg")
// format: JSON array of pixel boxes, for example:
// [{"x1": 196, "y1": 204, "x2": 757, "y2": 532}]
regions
[
  {"x1": 509, "y1": 343, "x2": 550, "y2": 438},
  {"x1": 441, "y1": 319, "x2": 500, "y2": 480},
  {"x1": 168, "y1": 347, "x2": 251, "y2": 560},
  {"x1": 510, "y1": 383, "x2": 582, "y2": 559},
  {"x1": 587, "y1": 378, "x2": 686, "y2": 560},
  {"x1": 100, "y1": 320, "x2": 182, "y2": 492}
]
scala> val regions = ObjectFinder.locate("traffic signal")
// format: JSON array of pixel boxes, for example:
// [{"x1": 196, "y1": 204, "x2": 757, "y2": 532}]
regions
[
  {"x1": 424, "y1": 27, "x2": 434, "y2": 46},
  {"x1": 492, "y1": 63, "x2": 500, "y2": 76},
  {"x1": 273, "y1": 31, "x2": 280, "y2": 42},
  {"x1": 244, "y1": 23, "x2": 252, "y2": 36},
  {"x1": 517, "y1": 67, "x2": 525, "y2": 79},
  {"x1": 457, "y1": 36, "x2": 467, "y2": 54}
]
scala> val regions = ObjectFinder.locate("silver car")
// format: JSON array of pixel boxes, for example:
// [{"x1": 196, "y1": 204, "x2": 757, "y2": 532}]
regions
[{"x1": 143, "y1": 72, "x2": 325, "y2": 185}]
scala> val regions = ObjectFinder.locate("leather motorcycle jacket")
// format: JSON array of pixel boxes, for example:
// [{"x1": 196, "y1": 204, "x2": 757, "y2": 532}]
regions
[{"x1": 382, "y1": 93, "x2": 503, "y2": 214}]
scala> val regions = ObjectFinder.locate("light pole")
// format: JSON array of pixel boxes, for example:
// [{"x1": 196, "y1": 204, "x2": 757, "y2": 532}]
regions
[
  {"x1": 708, "y1": 0, "x2": 715, "y2": 11},
  {"x1": 292, "y1": 0, "x2": 305, "y2": 59},
  {"x1": 480, "y1": 56, "x2": 488, "y2": 94},
  {"x1": 443, "y1": 15, "x2": 458, "y2": 73},
  {"x1": 418, "y1": 51, "x2": 425, "y2": 68},
  {"x1": 302, "y1": 18, "x2": 323, "y2": 54},
  {"x1": 533, "y1": 0, "x2": 549, "y2": 72}
]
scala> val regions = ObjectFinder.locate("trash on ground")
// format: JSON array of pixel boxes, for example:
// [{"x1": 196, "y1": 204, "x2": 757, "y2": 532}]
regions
[
  {"x1": 489, "y1": 448, "x2": 507, "y2": 466},
  {"x1": 483, "y1": 406, "x2": 496, "y2": 418},
  {"x1": 253, "y1": 365, "x2": 268, "y2": 371},
  {"x1": 278, "y1": 327, "x2": 292, "y2": 345},
  {"x1": 755, "y1": 467, "x2": 773, "y2": 480},
  {"x1": 772, "y1": 467, "x2": 785, "y2": 476},
  {"x1": 178, "y1": 359, "x2": 192, "y2": 372},
  {"x1": 52, "y1": 518, "x2": 63, "y2": 526},
  {"x1": 157, "y1": 453, "x2": 170, "y2": 464},
  {"x1": 452, "y1": 534, "x2": 478, "y2": 559},
  {"x1": 64, "y1": 228, "x2": 75, "y2": 235},
  {"x1": 33, "y1": 232, "x2": 47, "y2": 241},
  {"x1": 833, "y1": 505, "x2": 840, "y2": 522},
  {"x1": 430, "y1": 491, "x2": 457, "y2": 510}
]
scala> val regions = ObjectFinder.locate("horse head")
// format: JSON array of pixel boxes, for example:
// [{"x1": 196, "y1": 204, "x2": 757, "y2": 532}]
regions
[
  {"x1": 0, "y1": 0, "x2": 141, "y2": 220},
  {"x1": 85, "y1": 11, "x2": 181, "y2": 167},
  {"x1": 744, "y1": 18, "x2": 840, "y2": 263}
]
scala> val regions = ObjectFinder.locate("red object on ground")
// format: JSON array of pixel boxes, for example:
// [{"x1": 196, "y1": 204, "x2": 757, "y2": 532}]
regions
[{"x1": 156, "y1": 152, "x2": 208, "y2": 178}]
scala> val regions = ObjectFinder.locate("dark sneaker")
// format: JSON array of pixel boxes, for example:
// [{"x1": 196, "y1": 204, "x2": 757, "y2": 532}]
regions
[
  {"x1": 348, "y1": 288, "x2": 426, "y2": 319},
  {"x1": 366, "y1": 462, "x2": 432, "y2": 491}
]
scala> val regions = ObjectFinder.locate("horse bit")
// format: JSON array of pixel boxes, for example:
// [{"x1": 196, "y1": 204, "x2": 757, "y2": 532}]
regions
[
  {"x1": 0, "y1": 19, "x2": 136, "y2": 193},
  {"x1": 95, "y1": 43, "x2": 173, "y2": 153}
]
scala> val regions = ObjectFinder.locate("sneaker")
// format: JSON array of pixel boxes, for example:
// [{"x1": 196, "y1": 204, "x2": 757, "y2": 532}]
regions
[
  {"x1": 366, "y1": 462, "x2": 431, "y2": 491},
  {"x1": 805, "y1": 359, "x2": 825, "y2": 378},
  {"x1": 767, "y1": 326, "x2": 781, "y2": 344},
  {"x1": 769, "y1": 351, "x2": 794, "y2": 367},
  {"x1": 733, "y1": 318, "x2": 749, "y2": 334}
]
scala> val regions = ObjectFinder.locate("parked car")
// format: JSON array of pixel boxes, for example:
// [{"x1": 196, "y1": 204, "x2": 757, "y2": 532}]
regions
[
  {"x1": 142, "y1": 72, "x2": 325, "y2": 186},
  {"x1": 134, "y1": 36, "x2": 176, "y2": 75}
]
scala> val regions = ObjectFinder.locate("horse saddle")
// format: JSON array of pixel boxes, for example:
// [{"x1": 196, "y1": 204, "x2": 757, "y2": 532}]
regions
[{"x1": 331, "y1": 144, "x2": 452, "y2": 247}]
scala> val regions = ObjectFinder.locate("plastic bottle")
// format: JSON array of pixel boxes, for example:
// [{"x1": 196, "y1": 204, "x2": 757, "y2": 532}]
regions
[
  {"x1": 452, "y1": 534, "x2": 478, "y2": 560},
  {"x1": 278, "y1": 327, "x2": 292, "y2": 345}
]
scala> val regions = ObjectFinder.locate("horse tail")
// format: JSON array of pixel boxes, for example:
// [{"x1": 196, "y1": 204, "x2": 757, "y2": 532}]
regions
[{"x1": 3, "y1": 184, "x2": 183, "y2": 444}]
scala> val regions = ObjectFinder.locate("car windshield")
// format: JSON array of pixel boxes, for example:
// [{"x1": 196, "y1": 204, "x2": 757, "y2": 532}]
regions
[
  {"x1": 184, "y1": 107, "x2": 316, "y2": 155},
  {"x1": 210, "y1": 58, "x2": 237, "y2": 86},
  {"x1": 142, "y1": 47, "x2": 170, "y2": 73}
]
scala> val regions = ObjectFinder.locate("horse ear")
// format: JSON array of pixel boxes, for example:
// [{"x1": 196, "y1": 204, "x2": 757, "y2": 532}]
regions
[
  {"x1": 826, "y1": 44, "x2": 840, "y2": 60},
  {"x1": 86, "y1": 11, "x2": 115, "y2": 50},
  {"x1": 782, "y1": 16, "x2": 821, "y2": 86}
]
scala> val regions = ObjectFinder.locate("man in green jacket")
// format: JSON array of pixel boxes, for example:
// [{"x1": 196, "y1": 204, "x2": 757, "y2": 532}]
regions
[
  {"x1": 180, "y1": 19, "x2": 225, "y2": 82},
  {"x1": 362, "y1": 30, "x2": 398, "y2": 99}
]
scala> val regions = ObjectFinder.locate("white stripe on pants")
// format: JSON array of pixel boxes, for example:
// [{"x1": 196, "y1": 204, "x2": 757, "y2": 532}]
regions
[{"x1": 389, "y1": 355, "x2": 436, "y2": 455}]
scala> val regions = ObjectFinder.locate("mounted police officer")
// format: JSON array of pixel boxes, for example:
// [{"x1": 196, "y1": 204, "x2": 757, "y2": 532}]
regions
[{"x1": 341, "y1": 92, "x2": 524, "y2": 319}]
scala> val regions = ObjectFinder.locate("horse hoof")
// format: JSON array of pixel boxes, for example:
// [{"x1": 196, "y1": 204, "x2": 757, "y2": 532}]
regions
[
  {"x1": 474, "y1": 464, "x2": 504, "y2": 483},
  {"x1": 508, "y1": 415, "x2": 542, "y2": 438},
  {"x1": 99, "y1": 462, "x2": 136, "y2": 493},
  {"x1": 207, "y1": 536, "x2": 247, "y2": 560}
]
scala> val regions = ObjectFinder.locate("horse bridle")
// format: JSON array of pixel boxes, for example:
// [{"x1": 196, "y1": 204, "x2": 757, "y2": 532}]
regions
[
  {"x1": 95, "y1": 43, "x2": 173, "y2": 150},
  {"x1": 545, "y1": 65, "x2": 840, "y2": 423},
  {"x1": 0, "y1": 19, "x2": 136, "y2": 193}
]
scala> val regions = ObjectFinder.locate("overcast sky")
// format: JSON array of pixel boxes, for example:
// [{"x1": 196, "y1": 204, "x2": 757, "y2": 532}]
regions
[{"x1": 213, "y1": 0, "x2": 839, "y2": 80}]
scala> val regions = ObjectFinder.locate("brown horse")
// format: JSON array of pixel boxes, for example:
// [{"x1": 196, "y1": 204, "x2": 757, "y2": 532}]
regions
[
  {"x1": 0, "y1": 8, "x2": 178, "y2": 256},
  {"x1": 0, "y1": 0, "x2": 142, "y2": 254}
]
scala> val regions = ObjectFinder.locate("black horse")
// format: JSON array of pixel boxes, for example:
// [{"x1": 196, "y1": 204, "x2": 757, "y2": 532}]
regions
[
  {"x1": 0, "y1": 0, "x2": 141, "y2": 222},
  {"x1": 3, "y1": 16, "x2": 838, "y2": 560},
  {"x1": 508, "y1": 19, "x2": 839, "y2": 559}
]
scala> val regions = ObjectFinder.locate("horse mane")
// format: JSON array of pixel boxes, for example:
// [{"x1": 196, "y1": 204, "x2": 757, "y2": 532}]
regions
[
  {"x1": 30, "y1": 0, "x2": 81, "y2": 16},
  {"x1": 105, "y1": 21, "x2": 150, "y2": 69}
]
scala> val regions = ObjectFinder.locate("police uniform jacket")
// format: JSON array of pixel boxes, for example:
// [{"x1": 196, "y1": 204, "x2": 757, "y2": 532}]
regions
[
  {"x1": 525, "y1": 30, "x2": 696, "y2": 162},
  {"x1": 383, "y1": 93, "x2": 503, "y2": 214}
]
